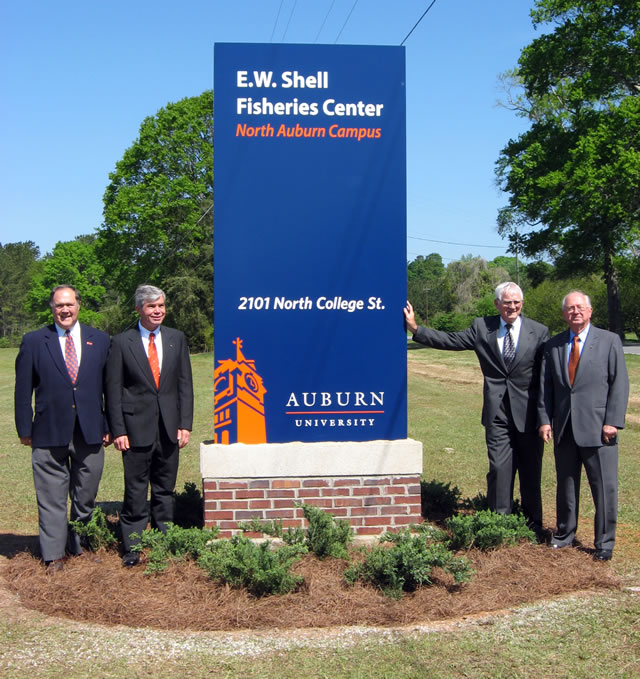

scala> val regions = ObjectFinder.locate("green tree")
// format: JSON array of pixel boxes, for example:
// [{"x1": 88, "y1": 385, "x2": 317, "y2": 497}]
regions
[
  {"x1": 496, "y1": 0, "x2": 640, "y2": 338},
  {"x1": 0, "y1": 241, "x2": 40, "y2": 343},
  {"x1": 26, "y1": 236, "x2": 106, "y2": 327},
  {"x1": 98, "y1": 91, "x2": 213, "y2": 350}
]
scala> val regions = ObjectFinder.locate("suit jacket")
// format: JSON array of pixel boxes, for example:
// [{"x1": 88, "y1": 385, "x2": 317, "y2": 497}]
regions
[
  {"x1": 105, "y1": 326, "x2": 193, "y2": 447},
  {"x1": 538, "y1": 325, "x2": 629, "y2": 447},
  {"x1": 14, "y1": 323, "x2": 110, "y2": 448},
  {"x1": 413, "y1": 315, "x2": 550, "y2": 432}
]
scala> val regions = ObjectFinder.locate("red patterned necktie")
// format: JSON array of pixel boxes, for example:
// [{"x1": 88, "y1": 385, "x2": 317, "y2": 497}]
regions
[
  {"x1": 64, "y1": 330, "x2": 78, "y2": 384},
  {"x1": 148, "y1": 332, "x2": 160, "y2": 389},
  {"x1": 568, "y1": 335, "x2": 580, "y2": 386}
]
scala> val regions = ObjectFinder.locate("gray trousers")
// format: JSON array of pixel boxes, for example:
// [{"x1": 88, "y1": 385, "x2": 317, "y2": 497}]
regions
[
  {"x1": 32, "y1": 426, "x2": 104, "y2": 561},
  {"x1": 552, "y1": 424, "x2": 618, "y2": 551}
]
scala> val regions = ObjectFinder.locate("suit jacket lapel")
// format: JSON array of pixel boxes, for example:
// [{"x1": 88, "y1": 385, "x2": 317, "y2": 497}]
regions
[
  {"x1": 128, "y1": 328, "x2": 158, "y2": 390},
  {"x1": 44, "y1": 324, "x2": 71, "y2": 382},
  {"x1": 486, "y1": 316, "x2": 503, "y2": 365},
  {"x1": 509, "y1": 316, "x2": 530, "y2": 371},
  {"x1": 574, "y1": 326, "x2": 596, "y2": 385}
]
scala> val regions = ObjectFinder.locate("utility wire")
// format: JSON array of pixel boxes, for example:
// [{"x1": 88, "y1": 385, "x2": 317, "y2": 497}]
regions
[
  {"x1": 409, "y1": 234, "x2": 505, "y2": 249},
  {"x1": 334, "y1": 0, "x2": 359, "y2": 43},
  {"x1": 314, "y1": 0, "x2": 337, "y2": 43},
  {"x1": 281, "y1": 0, "x2": 299, "y2": 41},
  {"x1": 270, "y1": 0, "x2": 286, "y2": 42},
  {"x1": 401, "y1": 0, "x2": 438, "y2": 46}
]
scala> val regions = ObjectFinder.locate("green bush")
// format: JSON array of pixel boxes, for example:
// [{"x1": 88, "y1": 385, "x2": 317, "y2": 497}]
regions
[
  {"x1": 197, "y1": 536, "x2": 307, "y2": 596},
  {"x1": 134, "y1": 523, "x2": 219, "y2": 573},
  {"x1": 237, "y1": 518, "x2": 307, "y2": 546},
  {"x1": 445, "y1": 509, "x2": 536, "y2": 551},
  {"x1": 69, "y1": 506, "x2": 118, "y2": 550},
  {"x1": 420, "y1": 479, "x2": 461, "y2": 519},
  {"x1": 345, "y1": 529, "x2": 472, "y2": 599}
]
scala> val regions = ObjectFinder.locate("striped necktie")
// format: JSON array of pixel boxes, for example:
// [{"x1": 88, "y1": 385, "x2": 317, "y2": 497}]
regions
[{"x1": 503, "y1": 324, "x2": 516, "y2": 367}]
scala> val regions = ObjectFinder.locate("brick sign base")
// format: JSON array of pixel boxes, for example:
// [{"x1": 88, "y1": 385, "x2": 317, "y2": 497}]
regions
[{"x1": 200, "y1": 440, "x2": 423, "y2": 538}]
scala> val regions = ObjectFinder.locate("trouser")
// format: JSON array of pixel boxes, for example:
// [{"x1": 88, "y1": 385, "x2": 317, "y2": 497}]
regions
[
  {"x1": 32, "y1": 424, "x2": 104, "y2": 561},
  {"x1": 119, "y1": 418, "x2": 179, "y2": 553},
  {"x1": 485, "y1": 395, "x2": 544, "y2": 530},
  {"x1": 552, "y1": 423, "x2": 618, "y2": 551}
]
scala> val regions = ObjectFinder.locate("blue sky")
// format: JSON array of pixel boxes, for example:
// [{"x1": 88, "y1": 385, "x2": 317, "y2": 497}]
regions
[{"x1": 1, "y1": 0, "x2": 540, "y2": 263}]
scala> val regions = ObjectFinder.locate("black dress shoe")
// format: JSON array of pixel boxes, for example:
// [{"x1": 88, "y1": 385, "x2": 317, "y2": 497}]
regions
[
  {"x1": 594, "y1": 549, "x2": 613, "y2": 561},
  {"x1": 45, "y1": 558, "x2": 65, "y2": 573},
  {"x1": 122, "y1": 552, "x2": 140, "y2": 567}
]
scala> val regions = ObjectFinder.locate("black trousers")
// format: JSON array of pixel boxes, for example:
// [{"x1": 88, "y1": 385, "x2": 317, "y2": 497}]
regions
[
  {"x1": 484, "y1": 394, "x2": 544, "y2": 529},
  {"x1": 119, "y1": 418, "x2": 179, "y2": 552}
]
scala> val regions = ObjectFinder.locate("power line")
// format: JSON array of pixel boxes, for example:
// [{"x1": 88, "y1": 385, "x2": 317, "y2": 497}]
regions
[
  {"x1": 409, "y1": 234, "x2": 505, "y2": 249},
  {"x1": 281, "y1": 0, "x2": 299, "y2": 41},
  {"x1": 270, "y1": 0, "x2": 286, "y2": 42},
  {"x1": 401, "y1": 0, "x2": 438, "y2": 46},
  {"x1": 334, "y1": 0, "x2": 359, "y2": 43},
  {"x1": 314, "y1": 0, "x2": 337, "y2": 43}
]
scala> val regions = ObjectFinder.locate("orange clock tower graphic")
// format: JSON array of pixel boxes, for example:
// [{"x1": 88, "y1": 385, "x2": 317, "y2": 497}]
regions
[{"x1": 213, "y1": 337, "x2": 267, "y2": 444}]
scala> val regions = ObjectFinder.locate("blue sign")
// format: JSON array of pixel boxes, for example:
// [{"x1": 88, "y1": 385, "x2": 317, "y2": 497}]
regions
[{"x1": 213, "y1": 43, "x2": 406, "y2": 444}]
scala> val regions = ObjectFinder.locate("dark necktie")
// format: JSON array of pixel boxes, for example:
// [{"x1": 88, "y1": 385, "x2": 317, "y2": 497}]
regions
[
  {"x1": 64, "y1": 330, "x2": 78, "y2": 384},
  {"x1": 568, "y1": 335, "x2": 580, "y2": 386},
  {"x1": 148, "y1": 332, "x2": 160, "y2": 389},
  {"x1": 503, "y1": 324, "x2": 515, "y2": 367}
]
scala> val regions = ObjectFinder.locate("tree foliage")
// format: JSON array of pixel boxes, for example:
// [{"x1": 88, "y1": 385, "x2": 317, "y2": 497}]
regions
[
  {"x1": 0, "y1": 241, "x2": 40, "y2": 343},
  {"x1": 98, "y1": 91, "x2": 213, "y2": 350},
  {"x1": 496, "y1": 1, "x2": 640, "y2": 336}
]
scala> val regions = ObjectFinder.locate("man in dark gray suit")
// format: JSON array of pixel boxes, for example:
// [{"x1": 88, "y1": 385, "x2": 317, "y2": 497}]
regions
[
  {"x1": 538, "y1": 291, "x2": 629, "y2": 561},
  {"x1": 15, "y1": 285, "x2": 111, "y2": 571},
  {"x1": 105, "y1": 285, "x2": 193, "y2": 567},
  {"x1": 404, "y1": 282, "x2": 549, "y2": 534}
]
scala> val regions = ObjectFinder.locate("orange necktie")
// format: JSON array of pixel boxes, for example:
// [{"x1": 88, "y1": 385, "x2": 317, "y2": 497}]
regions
[
  {"x1": 148, "y1": 332, "x2": 160, "y2": 388},
  {"x1": 568, "y1": 335, "x2": 580, "y2": 386}
]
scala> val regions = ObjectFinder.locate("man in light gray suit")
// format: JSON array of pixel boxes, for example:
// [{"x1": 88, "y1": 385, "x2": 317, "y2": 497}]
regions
[
  {"x1": 538, "y1": 291, "x2": 629, "y2": 561},
  {"x1": 404, "y1": 282, "x2": 549, "y2": 534}
]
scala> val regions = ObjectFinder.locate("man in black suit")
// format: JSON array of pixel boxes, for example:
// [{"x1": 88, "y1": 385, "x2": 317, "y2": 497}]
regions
[
  {"x1": 14, "y1": 285, "x2": 111, "y2": 571},
  {"x1": 404, "y1": 282, "x2": 549, "y2": 533},
  {"x1": 538, "y1": 291, "x2": 629, "y2": 560},
  {"x1": 105, "y1": 284, "x2": 193, "y2": 567}
]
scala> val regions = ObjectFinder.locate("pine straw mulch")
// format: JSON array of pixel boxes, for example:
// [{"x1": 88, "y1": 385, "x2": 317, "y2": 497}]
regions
[{"x1": 1, "y1": 542, "x2": 621, "y2": 631}]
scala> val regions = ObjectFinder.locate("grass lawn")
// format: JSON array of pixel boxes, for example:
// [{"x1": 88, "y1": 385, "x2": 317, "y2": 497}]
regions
[{"x1": 1, "y1": 345, "x2": 639, "y2": 678}]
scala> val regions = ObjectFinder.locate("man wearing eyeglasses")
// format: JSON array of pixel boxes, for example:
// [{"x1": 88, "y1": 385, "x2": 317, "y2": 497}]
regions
[
  {"x1": 404, "y1": 282, "x2": 549, "y2": 536},
  {"x1": 538, "y1": 291, "x2": 628, "y2": 561}
]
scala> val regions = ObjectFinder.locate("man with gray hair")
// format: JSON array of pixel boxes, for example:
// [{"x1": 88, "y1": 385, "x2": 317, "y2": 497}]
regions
[
  {"x1": 404, "y1": 282, "x2": 549, "y2": 535},
  {"x1": 538, "y1": 290, "x2": 628, "y2": 560},
  {"x1": 106, "y1": 284, "x2": 193, "y2": 567}
]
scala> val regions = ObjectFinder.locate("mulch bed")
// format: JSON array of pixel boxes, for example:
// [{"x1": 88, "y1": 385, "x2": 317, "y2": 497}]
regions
[{"x1": 1, "y1": 543, "x2": 620, "y2": 631}]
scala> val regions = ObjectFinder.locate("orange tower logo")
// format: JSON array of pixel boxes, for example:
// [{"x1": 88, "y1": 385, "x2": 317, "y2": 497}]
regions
[{"x1": 214, "y1": 338, "x2": 267, "y2": 444}]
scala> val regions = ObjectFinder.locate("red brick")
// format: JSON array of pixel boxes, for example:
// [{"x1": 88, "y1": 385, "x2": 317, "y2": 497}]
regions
[
  {"x1": 381, "y1": 505, "x2": 409, "y2": 515},
  {"x1": 394, "y1": 515, "x2": 418, "y2": 525},
  {"x1": 204, "y1": 510, "x2": 234, "y2": 521},
  {"x1": 393, "y1": 476, "x2": 421, "y2": 485},
  {"x1": 249, "y1": 479, "x2": 270, "y2": 489},
  {"x1": 279, "y1": 519, "x2": 304, "y2": 528},
  {"x1": 265, "y1": 509, "x2": 295, "y2": 519},
  {"x1": 236, "y1": 510, "x2": 264, "y2": 520},
  {"x1": 220, "y1": 500, "x2": 249, "y2": 510},
  {"x1": 364, "y1": 517, "x2": 392, "y2": 526},
  {"x1": 329, "y1": 508, "x2": 348, "y2": 517},
  {"x1": 249, "y1": 500, "x2": 271, "y2": 509},
  {"x1": 320, "y1": 488, "x2": 350, "y2": 497},
  {"x1": 236, "y1": 490, "x2": 266, "y2": 500},
  {"x1": 298, "y1": 489, "x2": 322, "y2": 498},
  {"x1": 393, "y1": 495, "x2": 421, "y2": 505},
  {"x1": 218, "y1": 521, "x2": 240, "y2": 530},
  {"x1": 274, "y1": 499, "x2": 297, "y2": 509},
  {"x1": 242, "y1": 531, "x2": 264, "y2": 539},
  {"x1": 302, "y1": 479, "x2": 330, "y2": 488},
  {"x1": 266, "y1": 489, "x2": 296, "y2": 499},
  {"x1": 364, "y1": 477, "x2": 390, "y2": 486},
  {"x1": 408, "y1": 485, "x2": 421, "y2": 495},
  {"x1": 353, "y1": 487, "x2": 380, "y2": 496},
  {"x1": 335, "y1": 478, "x2": 361, "y2": 487},
  {"x1": 273, "y1": 479, "x2": 301, "y2": 489},
  {"x1": 216, "y1": 530, "x2": 234, "y2": 538},
  {"x1": 354, "y1": 526, "x2": 384, "y2": 535},
  {"x1": 350, "y1": 506, "x2": 379, "y2": 517},
  {"x1": 334, "y1": 498, "x2": 363, "y2": 508},
  {"x1": 364, "y1": 497, "x2": 391, "y2": 506},
  {"x1": 302, "y1": 499, "x2": 333, "y2": 508},
  {"x1": 220, "y1": 481, "x2": 248, "y2": 490},
  {"x1": 203, "y1": 480, "x2": 218, "y2": 491},
  {"x1": 203, "y1": 490, "x2": 234, "y2": 500},
  {"x1": 346, "y1": 517, "x2": 363, "y2": 526},
  {"x1": 383, "y1": 486, "x2": 407, "y2": 495}
]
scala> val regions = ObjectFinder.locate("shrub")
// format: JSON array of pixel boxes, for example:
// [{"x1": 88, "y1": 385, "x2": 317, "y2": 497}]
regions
[
  {"x1": 345, "y1": 529, "x2": 472, "y2": 598},
  {"x1": 134, "y1": 523, "x2": 219, "y2": 573},
  {"x1": 445, "y1": 509, "x2": 536, "y2": 551},
  {"x1": 69, "y1": 506, "x2": 118, "y2": 550},
  {"x1": 197, "y1": 536, "x2": 306, "y2": 596},
  {"x1": 237, "y1": 518, "x2": 307, "y2": 546},
  {"x1": 420, "y1": 479, "x2": 461, "y2": 519}
]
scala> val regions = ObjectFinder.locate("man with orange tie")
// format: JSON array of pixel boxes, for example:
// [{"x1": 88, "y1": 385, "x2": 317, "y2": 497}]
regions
[
  {"x1": 538, "y1": 291, "x2": 629, "y2": 560},
  {"x1": 15, "y1": 285, "x2": 110, "y2": 571},
  {"x1": 105, "y1": 285, "x2": 193, "y2": 567}
]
